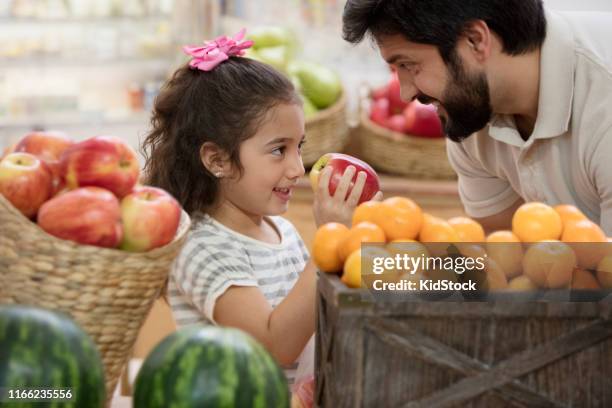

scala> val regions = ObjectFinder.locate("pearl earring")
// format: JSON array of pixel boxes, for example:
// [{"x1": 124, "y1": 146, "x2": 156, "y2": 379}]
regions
[{"x1": 215, "y1": 171, "x2": 223, "y2": 178}]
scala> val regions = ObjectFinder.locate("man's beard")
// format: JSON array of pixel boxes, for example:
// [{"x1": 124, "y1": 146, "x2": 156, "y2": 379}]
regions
[{"x1": 419, "y1": 53, "x2": 493, "y2": 143}]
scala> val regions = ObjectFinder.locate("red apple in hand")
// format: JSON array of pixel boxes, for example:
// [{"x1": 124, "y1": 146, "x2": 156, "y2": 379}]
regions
[
  {"x1": 309, "y1": 153, "x2": 380, "y2": 204},
  {"x1": 120, "y1": 186, "x2": 181, "y2": 252},
  {"x1": 0, "y1": 152, "x2": 53, "y2": 218},
  {"x1": 61, "y1": 136, "x2": 140, "y2": 198},
  {"x1": 15, "y1": 130, "x2": 74, "y2": 194},
  {"x1": 38, "y1": 187, "x2": 123, "y2": 248},
  {"x1": 403, "y1": 100, "x2": 444, "y2": 138}
]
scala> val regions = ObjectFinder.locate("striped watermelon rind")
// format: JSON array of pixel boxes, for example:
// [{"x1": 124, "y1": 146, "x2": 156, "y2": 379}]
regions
[
  {"x1": 0, "y1": 305, "x2": 106, "y2": 408},
  {"x1": 134, "y1": 325, "x2": 290, "y2": 408}
]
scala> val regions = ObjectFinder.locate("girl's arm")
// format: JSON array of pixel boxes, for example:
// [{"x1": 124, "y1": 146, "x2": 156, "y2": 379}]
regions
[
  {"x1": 214, "y1": 260, "x2": 317, "y2": 365},
  {"x1": 215, "y1": 166, "x2": 379, "y2": 365}
]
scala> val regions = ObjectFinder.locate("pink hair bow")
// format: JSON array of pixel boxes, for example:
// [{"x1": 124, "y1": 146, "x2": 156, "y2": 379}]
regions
[{"x1": 183, "y1": 28, "x2": 254, "y2": 71}]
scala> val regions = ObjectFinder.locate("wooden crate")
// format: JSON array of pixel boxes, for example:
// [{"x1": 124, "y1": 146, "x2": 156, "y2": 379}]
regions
[{"x1": 315, "y1": 273, "x2": 612, "y2": 407}]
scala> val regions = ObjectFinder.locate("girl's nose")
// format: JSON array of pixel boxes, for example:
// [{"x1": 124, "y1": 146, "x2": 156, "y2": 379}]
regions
[{"x1": 287, "y1": 151, "x2": 305, "y2": 179}]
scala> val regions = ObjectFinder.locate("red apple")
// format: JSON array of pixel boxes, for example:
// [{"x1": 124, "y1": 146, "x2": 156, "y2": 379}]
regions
[
  {"x1": 370, "y1": 98, "x2": 390, "y2": 128},
  {"x1": 38, "y1": 187, "x2": 123, "y2": 248},
  {"x1": 0, "y1": 152, "x2": 53, "y2": 218},
  {"x1": 15, "y1": 130, "x2": 74, "y2": 166},
  {"x1": 309, "y1": 153, "x2": 380, "y2": 204},
  {"x1": 386, "y1": 114, "x2": 407, "y2": 133},
  {"x1": 387, "y1": 72, "x2": 408, "y2": 114},
  {"x1": 403, "y1": 100, "x2": 444, "y2": 138},
  {"x1": 61, "y1": 136, "x2": 140, "y2": 198},
  {"x1": 120, "y1": 186, "x2": 181, "y2": 252},
  {"x1": 371, "y1": 85, "x2": 388, "y2": 101},
  {"x1": 15, "y1": 130, "x2": 75, "y2": 194}
]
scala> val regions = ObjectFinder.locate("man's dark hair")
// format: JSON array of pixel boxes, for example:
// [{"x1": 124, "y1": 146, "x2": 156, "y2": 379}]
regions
[{"x1": 342, "y1": 0, "x2": 546, "y2": 63}]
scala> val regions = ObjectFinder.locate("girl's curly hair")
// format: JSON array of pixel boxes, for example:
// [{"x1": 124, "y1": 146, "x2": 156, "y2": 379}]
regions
[{"x1": 142, "y1": 57, "x2": 300, "y2": 215}]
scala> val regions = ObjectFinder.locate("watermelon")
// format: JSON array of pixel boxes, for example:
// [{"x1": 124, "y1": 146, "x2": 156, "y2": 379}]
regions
[
  {"x1": 0, "y1": 305, "x2": 105, "y2": 408},
  {"x1": 134, "y1": 326, "x2": 290, "y2": 408}
]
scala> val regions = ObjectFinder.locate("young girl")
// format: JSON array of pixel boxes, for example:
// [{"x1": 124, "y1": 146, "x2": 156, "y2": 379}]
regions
[{"x1": 142, "y1": 29, "x2": 378, "y2": 386}]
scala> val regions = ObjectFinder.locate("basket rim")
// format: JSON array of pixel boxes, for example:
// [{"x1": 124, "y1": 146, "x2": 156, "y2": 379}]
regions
[
  {"x1": 305, "y1": 88, "x2": 346, "y2": 125},
  {"x1": 0, "y1": 193, "x2": 191, "y2": 257},
  {"x1": 360, "y1": 108, "x2": 448, "y2": 146}
]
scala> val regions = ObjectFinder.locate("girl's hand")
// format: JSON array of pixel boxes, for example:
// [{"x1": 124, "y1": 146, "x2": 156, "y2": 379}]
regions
[{"x1": 312, "y1": 166, "x2": 383, "y2": 227}]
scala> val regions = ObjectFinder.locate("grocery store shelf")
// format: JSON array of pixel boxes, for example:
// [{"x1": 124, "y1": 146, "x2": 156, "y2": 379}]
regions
[
  {"x1": 0, "y1": 111, "x2": 151, "y2": 130},
  {"x1": 0, "y1": 16, "x2": 170, "y2": 25},
  {"x1": 1, "y1": 56, "x2": 173, "y2": 69}
]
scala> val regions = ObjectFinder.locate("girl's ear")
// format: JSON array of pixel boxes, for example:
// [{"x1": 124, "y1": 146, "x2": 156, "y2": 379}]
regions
[{"x1": 200, "y1": 142, "x2": 231, "y2": 178}]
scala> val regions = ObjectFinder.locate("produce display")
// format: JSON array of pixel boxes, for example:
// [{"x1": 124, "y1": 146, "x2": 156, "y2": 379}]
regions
[
  {"x1": 309, "y1": 153, "x2": 380, "y2": 204},
  {"x1": 246, "y1": 26, "x2": 342, "y2": 118},
  {"x1": 369, "y1": 71, "x2": 444, "y2": 138},
  {"x1": 0, "y1": 305, "x2": 106, "y2": 408},
  {"x1": 313, "y1": 197, "x2": 612, "y2": 291},
  {"x1": 134, "y1": 326, "x2": 290, "y2": 408},
  {"x1": 0, "y1": 131, "x2": 181, "y2": 252}
]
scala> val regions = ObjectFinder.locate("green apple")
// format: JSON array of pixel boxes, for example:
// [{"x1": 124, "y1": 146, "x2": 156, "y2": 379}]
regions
[
  {"x1": 288, "y1": 61, "x2": 341, "y2": 109},
  {"x1": 290, "y1": 74, "x2": 303, "y2": 93},
  {"x1": 256, "y1": 45, "x2": 290, "y2": 72},
  {"x1": 248, "y1": 26, "x2": 298, "y2": 55},
  {"x1": 302, "y1": 94, "x2": 318, "y2": 119},
  {"x1": 243, "y1": 48, "x2": 262, "y2": 62}
]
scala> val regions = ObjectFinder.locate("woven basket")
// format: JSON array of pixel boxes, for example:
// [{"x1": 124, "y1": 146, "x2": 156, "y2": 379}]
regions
[
  {"x1": 301, "y1": 90, "x2": 350, "y2": 168},
  {"x1": 0, "y1": 194, "x2": 190, "y2": 406},
  {"x1": 355, "y1": 98, "x2": 457, "y2": 180}
]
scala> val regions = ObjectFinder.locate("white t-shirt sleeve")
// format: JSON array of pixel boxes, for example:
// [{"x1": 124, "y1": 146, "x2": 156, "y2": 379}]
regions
[
  {"x1": 591, "y1": 128, "x2": 612, "y2": 236},
  {"x1": 447, "y1": 140, "x2": 520, "y2": 218},
  {"x1": 172, "y1": 241, "x2": 257, "y2": 324}
]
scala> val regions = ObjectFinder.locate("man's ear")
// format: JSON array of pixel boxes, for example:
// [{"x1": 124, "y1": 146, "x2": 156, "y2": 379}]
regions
[
  {"x1": 200, "y1": 142, "x2": 231, "y2": 178},
  {"x1": 462, "y1": 20, "x2": 492, "y2": 62}
]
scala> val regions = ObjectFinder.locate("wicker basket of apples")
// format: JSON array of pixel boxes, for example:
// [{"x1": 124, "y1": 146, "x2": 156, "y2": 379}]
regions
[
  {"x1": 0, "y1": 131, "x2": 190, "y2": 400},
  {"x1": 355, "y1": 71, "x2": 456, "y2": 180},
  {"x1": 246, "y1": 26, "x2": 349, "y2": 167}
]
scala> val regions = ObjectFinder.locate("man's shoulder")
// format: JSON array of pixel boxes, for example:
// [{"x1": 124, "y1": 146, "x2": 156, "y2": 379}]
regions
[{"x1": 559, "y1": 11, "x2": 612, "y2": 67}]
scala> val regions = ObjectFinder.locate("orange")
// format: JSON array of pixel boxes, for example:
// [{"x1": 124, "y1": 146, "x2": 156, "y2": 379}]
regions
[
  {"x1": 338, "y1": 221, "x2": 386, "y2": 262},
  {"x1": 561, "y1": 219, "x2": 606, "y2": 243},
  {"x1": 571, "y1": 268, "x2": 601, "y2": 290},
  {"x1": 483, "y1": 257, "x2": 509, "y2": 291},
  {"x1": 596, "y1": 255, "x2": 612, "y2": 288},
  {"x1": 361, "y1": 246, "x2": 399, "y2": 285},
  {"x1": 554, "y1": 204, "x2": 587, "y2": 227},
  {"x1": 341, "y1": 249, "x2": 362, "y2": 288},
  {"x1": 418, "y1": 214, "x2": 459, "y2": 243},
  {"x1": 352, "y1": 200, "x2": 384, "y2": 226},
  {"x1": 448, "y1": 216, "x2": 485, "y2": 242},
  {"x1": 486, "y1": 230, "x2": 521, "y2": 243},
  {"x1": 312, "y1": 222, "x2": 350, "y2": 273},
  {"x1": 507, "y1": 275, "x2": 537, "y2": 291},
  {"x1": 386, "y1": 239, "x2": 429, "y2": 275},
  {"x1": 512, "y1": 202, "x2": 562, "y2": 242},
  {"x1": 561, "y1": 219, "x2": 607, "y2": 269},
  {"x1": 485, "y1": 230, "x2": 523, "y2": 279},
  {"x1": 373, "y1": 197, "x2": 423, "y2": 241},
  {"x1": 522, "y1": 240, "x2": 576, "y2": 288}
]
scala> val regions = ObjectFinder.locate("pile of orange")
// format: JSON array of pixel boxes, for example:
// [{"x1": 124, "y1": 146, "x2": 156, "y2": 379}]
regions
[{"x1": 312, "y1": 197, "x2": 612, "y2": 291}]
